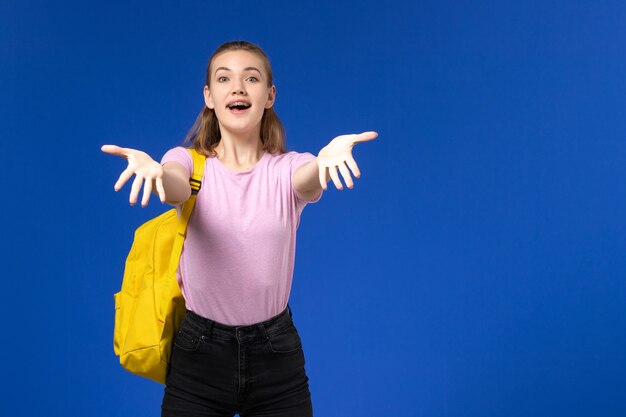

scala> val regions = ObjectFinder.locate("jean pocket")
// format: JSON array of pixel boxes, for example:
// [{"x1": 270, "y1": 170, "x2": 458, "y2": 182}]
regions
[
  {"x1": 174, "y1": 329, "x2": 201, "y2": 352},
  {"x1": 267, "y1": 325, "x2": 302, "y2": 353},
  {"x1": 173, "y1": 319, "x2": 202, "y2": 352}
]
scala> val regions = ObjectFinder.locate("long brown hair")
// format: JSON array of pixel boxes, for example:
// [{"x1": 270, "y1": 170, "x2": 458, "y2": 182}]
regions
[{"x1": 183, "y1": 41, "x2": 286, "y2": 157}]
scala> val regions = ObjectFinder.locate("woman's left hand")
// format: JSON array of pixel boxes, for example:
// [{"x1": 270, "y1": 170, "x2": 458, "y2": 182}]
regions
[{"x1": 317, "y1": 131, "x2": 378, "y2": 190}]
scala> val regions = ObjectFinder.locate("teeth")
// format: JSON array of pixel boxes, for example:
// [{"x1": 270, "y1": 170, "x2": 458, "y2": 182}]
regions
[{"x1": 228, "y1": 102, "x2": 251, "y2": 108}]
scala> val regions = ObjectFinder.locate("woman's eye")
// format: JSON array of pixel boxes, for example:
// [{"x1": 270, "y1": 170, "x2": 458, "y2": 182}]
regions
[
  {"x1": 247, "y1": 76, "x2": 259, "y2": 82},
  {"x1": 217, "y1": 76, "x2": 228, "y2": 82}
]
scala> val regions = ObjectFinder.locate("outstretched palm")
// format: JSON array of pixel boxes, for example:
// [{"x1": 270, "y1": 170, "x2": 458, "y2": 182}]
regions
[
  {"x1": 317, "y1": 131, "x2": 378, "y2": 190},
  {"x1": 101, "y1": 144, "x2": 166, "y2": 206}
]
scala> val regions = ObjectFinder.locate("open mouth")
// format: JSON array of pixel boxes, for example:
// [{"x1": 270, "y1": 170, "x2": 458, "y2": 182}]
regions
[{"x1": 227, "y1": 102, "x2": 252, "y2": 113}]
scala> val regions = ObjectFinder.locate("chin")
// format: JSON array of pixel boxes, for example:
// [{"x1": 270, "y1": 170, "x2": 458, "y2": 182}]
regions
[{"x1": 219, "y1": 121, "x2": 262, "y2": 136}]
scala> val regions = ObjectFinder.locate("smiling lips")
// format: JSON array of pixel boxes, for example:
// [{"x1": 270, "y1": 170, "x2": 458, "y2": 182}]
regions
[{"x1": 227, "y1": 101, "x2": 252, "y2": 114}]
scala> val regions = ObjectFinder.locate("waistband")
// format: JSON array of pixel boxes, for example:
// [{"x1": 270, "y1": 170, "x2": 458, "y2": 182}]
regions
[{"x1": 184, "y1": 305, "x2": 294, "y2": 341}]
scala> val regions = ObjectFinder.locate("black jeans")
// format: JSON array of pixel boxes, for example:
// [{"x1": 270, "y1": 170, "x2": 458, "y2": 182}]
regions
[{"x1": 161, "y1": 306, "x2": 313, "y2": 417}]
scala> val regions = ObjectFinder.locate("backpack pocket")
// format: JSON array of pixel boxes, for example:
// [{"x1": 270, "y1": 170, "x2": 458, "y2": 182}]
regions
[{"x1": 113, "y1": 291, "x2": 135, "y2": 356}]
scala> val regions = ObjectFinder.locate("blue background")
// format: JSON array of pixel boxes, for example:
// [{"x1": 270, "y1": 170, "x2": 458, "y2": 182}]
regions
[{"x1": 2, "y1": 0, "x2": 625, "y2": 416}]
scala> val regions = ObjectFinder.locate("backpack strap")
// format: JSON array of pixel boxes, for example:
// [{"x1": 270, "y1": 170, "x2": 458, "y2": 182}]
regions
[
  {"x1": 166, "y1": 149, "x2": 206, "y2": 280},
  {"x1": 188, "y1": 149, "x2": 205, "y2": 196}
]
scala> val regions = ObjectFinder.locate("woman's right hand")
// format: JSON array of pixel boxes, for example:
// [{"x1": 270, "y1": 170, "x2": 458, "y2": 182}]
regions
[{"x1": 101, "y1": 145, "x2": 166, "y2": 207}]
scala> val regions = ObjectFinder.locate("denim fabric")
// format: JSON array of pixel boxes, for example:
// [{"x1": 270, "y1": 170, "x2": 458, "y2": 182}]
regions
[{"x1": 161, "y1": 306, "x2": 313, "y2": 417}]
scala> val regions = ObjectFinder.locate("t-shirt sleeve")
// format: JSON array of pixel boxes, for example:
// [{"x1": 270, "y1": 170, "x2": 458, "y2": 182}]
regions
[
  {"x1": 161, "y1": 146, "x2": 193, "y2": 177},
  {"x1": 288, "y1": 151, "x2": 323, "y2": 205}
]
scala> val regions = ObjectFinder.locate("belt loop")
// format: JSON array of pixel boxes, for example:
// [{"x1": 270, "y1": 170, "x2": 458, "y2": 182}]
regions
[
  {"x1": 208, "y1": 320, "x2": 214, "y2": 341},
  {"x1": 258, "y1": 322, "x2": 269, "y2": 340}
]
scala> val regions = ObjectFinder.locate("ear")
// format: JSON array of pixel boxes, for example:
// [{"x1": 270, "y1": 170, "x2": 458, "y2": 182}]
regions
[
  {"x1": 203, "y1": 85, "x2": 214, "y2": 109},
  {"x1": 265, "y1": 85, "x2": 276, "y2": 109}
]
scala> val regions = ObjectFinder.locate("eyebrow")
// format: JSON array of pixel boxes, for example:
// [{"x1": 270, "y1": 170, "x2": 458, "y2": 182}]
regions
[{"x1": 214, "y1": 66, "x2": 262, "y2": 76}]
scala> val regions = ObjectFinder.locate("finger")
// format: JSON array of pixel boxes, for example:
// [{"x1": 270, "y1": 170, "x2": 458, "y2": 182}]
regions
[
  {"x1": 155, "y1": 177, "x2": 166, "y2": 203},
  {"x1": 114, "y1": 167, "x2": 134, "y2": 191},
  {"x1": 353, "y1": 131, "x2": 378, "y2": 143},
  {"x1": 319, "y1": 164, "x2": 327, "y2": 191},
  {"x1": 141, "y1": 178, "x2": 153, "y2": 207},
  {"x1": 338, "y1": 162, "x2": 354, "y2": 189},
  {"x1": 101, "y1": 144, "x2": 128, "y2": 157},
  {"x1": 328, "y1": 165, "x2": 343, "y2": 190},
  {"x1": 345, "y1": 154, "x2": 361, "y2": 178},
  {"x1": 129, "y1": 175, "x2": 143, "y2": 206}
]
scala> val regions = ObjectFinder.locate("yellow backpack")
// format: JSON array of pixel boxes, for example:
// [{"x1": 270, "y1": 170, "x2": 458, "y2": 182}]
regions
[{"x1": 113, "y1": 149, "x2": 205, "y2": 384}]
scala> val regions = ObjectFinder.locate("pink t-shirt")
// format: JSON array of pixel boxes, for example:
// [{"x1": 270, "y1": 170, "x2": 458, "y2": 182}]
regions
[{"x1": 161, "y1": 147, "x2": 322, "y2": 325}]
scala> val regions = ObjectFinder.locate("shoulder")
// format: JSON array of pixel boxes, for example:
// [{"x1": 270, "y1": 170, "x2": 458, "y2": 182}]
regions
[
  {"x1": 267, "y1": 150, "x2": 316, "y2": 171},
  {"x1": 161, "y1": 146, "x2": 191, "y2": 163},
  {"x1": 161, "y1": 147, "x2": 193, "y2": 175}
]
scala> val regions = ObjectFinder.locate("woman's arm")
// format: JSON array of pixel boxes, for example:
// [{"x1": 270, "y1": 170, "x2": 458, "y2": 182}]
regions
[
  {"x1": 293, "y1": 158, "x2": 328, "y2": 201},
  {"x1": 294, "y1": 131, "x2": 378, "y2": 198},
  {"x1": 161, "y1": 162, "x2": 192, "y2": 206}
]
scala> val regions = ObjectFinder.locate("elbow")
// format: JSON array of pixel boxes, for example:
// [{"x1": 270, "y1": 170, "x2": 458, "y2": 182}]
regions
[{"x1": 165, "y1": 187, "x2": 191, "y2": 207}]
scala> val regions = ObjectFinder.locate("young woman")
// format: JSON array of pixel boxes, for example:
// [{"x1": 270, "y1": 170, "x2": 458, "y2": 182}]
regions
[{"x1": 102, "y1": 40, "x2": 377, "y2": 417}]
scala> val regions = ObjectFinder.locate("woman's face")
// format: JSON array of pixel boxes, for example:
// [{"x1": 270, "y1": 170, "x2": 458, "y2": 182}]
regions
[{"x1": 204, "y1": 50, "x2": 276, "y2": 136}]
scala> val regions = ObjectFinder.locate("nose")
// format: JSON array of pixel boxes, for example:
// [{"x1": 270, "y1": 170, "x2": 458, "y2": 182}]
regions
[{"x1": 231, "y1": 79, "x2": 247, "y2": 95}]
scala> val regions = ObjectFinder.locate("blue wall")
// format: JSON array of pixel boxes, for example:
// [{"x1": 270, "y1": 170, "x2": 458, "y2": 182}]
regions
[{"x1": 2, "y1": 1, "x2": 625, "y2": 416}]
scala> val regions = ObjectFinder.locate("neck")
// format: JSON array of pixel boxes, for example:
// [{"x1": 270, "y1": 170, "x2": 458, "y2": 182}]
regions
[{"x1": 214, "y1": 127, "x2": 264, "y2": 164}]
